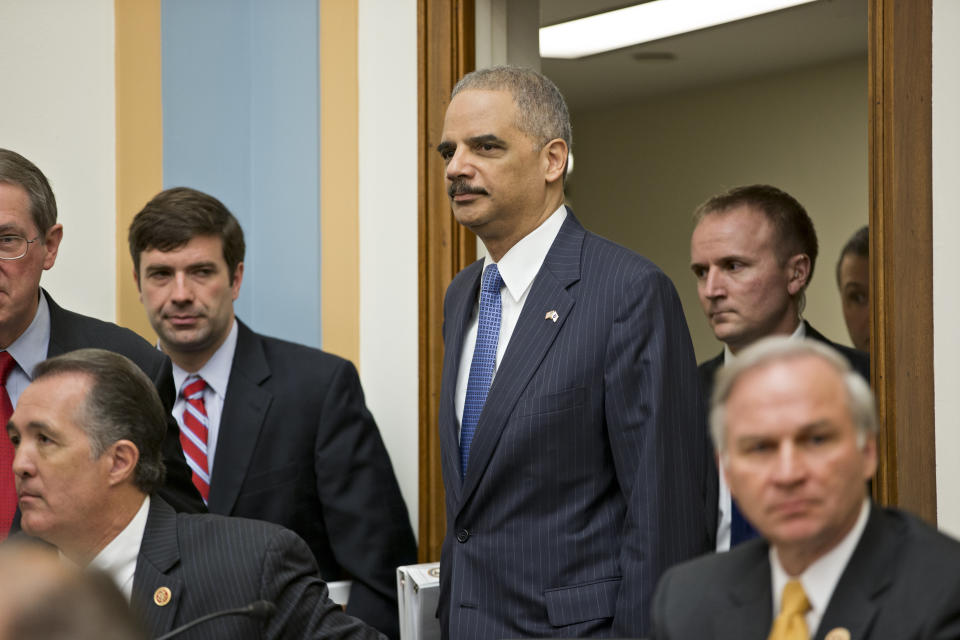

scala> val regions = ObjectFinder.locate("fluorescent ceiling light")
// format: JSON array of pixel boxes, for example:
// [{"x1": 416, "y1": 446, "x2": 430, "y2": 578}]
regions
[{"x1": 540, "y1": 0, "x2": 819, "y2": 59}]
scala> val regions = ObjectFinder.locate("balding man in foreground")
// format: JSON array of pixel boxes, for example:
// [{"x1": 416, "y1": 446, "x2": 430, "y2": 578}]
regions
[
  {"x1": 8, "y1": 348, "x2": 383, "y2": 640},
  {"x1": 652, "y1": 337, "x2": 960, "y2": 640}
]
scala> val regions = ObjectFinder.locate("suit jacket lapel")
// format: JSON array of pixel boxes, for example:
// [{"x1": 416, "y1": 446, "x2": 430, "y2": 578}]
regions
[
  {"x1": 814, "y1": 505, "x2": 895, "y2": 640},
  {"x1": 208, "y1": 320, "x2": 273, "y2": 514},
  {"x1": 716, "y1": 544, "x2": 775, "y2": 639},
  {"x1": 43, "y1": 289, "x2": 71, "y2": 357},
  {"x1": 457, "y1": 214, "x2": 583, "y2": 510},
  {"x1": 132, "y1": 498, "x2": 184, "y2": 635}
]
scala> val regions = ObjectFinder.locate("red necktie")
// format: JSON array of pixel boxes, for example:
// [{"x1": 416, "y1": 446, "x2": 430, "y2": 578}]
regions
[
  {"x1": 0, "y1": 351, "x2": 18, "y2": 539},
  {"x1": 180, "y1": 376, "x2": 210, "y2": 503}
]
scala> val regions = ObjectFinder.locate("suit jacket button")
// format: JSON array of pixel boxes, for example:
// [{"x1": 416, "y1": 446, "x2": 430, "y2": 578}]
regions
[{"x1": 456, "y1": 529, "x2": 470, "y2": 543}]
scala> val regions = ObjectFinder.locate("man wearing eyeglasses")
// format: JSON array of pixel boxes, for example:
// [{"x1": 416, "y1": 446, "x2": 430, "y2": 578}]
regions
[{"x1": 0, "y1": 148, "x2": 204, "y2": 541}]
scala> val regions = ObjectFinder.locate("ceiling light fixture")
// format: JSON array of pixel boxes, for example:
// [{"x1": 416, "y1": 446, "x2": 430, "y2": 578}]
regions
[{"x1": 540, "y1": 0, "x2": 820, "y2": 59}]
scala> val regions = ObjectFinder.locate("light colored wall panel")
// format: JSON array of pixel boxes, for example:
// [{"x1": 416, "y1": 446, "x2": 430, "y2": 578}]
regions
[
  {"x1": 0, "y1": 0, "x2": 117, "y2": 321},
  {"x1": 933, "y1": 0, "x2": 960, "y2": 538},
  {"x1": 357, "y1": 0, "x2": 419, "y2": 536},
  {"x1": 568, "y1": 56, "x2": 868, "y2": 362}
]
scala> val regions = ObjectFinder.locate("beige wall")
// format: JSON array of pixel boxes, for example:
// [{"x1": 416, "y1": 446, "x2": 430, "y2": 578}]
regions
[{"x1": 567, "y1": 55, "x2": 868, "y2": 362}]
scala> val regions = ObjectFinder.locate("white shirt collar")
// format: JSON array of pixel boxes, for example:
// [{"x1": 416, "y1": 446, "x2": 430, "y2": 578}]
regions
[
  {"x1": 6, "y1": 290, "x2": 51, "y2": 378},
  {"x1": 87, "y1": 496, "x2": 151, "y2": 601},
  {"x1": 483, "y1": 205, "x2": 567, "y2": 304},
  {"x1": 769, "y1": 498, "x2": 871, "y2": 637},
  {"x1": 723, "y1": 318, "x2": 805, "y2": 364},
  {"x1": 170, "y1": 318, "x2": 239, "y2": 399}
]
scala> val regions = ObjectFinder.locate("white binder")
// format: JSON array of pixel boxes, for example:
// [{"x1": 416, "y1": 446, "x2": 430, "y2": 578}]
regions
[{"x1": 396, "y1": 562, "x2": 441, "y2": 640}]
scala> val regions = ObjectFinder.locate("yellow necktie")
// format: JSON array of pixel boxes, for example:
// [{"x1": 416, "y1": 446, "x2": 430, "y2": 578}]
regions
[{"x1": 768, "y1": 579, "x2": 811, "y2": 640}]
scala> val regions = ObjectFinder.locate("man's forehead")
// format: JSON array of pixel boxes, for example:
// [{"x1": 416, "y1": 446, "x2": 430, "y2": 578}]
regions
[
  {"x1": 726, "y1": 357, "x2": 848, "y2": 423},
  {"x1": 443, "y1": 89, "x2": 519, "y2": 133}
]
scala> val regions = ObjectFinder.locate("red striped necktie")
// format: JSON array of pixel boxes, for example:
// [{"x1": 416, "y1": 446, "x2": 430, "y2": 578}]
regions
[
  {"x1": 0, "y1": 352, "x2": 18, "y2": 539},
  {"x1": 180, "y1": 375, "x2": 211, "y2": 503}
]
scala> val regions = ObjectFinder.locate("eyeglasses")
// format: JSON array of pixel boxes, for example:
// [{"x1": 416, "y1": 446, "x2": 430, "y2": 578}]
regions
[{"x1": 0, "y1": 235, "x2": 39, "y2": 261}]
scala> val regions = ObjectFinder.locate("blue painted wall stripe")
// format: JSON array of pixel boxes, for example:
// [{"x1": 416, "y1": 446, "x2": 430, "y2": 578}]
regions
[{"x1": 161, "y1": 0, "x2": 321, "y2": 348}]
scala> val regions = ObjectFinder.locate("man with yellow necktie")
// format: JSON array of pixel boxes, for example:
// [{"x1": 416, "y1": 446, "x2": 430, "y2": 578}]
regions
[{"x1": 651, "y1": 337, "x2": 960, "y2": 640}]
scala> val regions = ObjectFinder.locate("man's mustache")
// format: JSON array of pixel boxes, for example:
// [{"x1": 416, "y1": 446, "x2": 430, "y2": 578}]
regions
[{"x1": 448, "y1": 179, "x2": 489, "y2": 198}]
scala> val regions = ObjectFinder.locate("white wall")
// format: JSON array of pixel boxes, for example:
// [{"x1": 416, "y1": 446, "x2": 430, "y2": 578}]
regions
[
  {"x1": 0, "y1": 0, "x2": 116, "y2": 321},
  {"x1": 933, "y1": 0, "x2": 960, "y2": 538},
  {"x1": 357, "y1": 0, "x2": 420, "y2": 536}
]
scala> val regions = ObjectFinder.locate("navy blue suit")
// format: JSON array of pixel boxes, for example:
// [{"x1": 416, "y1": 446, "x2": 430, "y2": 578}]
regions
[{"x1": 438, "y1": 212, "x2": 711, "y2": 638}]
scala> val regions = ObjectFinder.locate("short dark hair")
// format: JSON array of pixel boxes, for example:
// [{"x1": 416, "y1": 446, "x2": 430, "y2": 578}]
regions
[
  {"x1": 836, "y1": 225, "x2": 869, "y2": 286},
  {"x1": 128, "y1": 187, "x2": 245, "y2": 282},
  {"x1": 33, "y1": 349, "x2": 167, "y2": 494},
  {"x1": 694, "y1": 184, "x2": 819, "y2": 291},
  {"x1": 0, "y1": 148, "x2": 58, "y2": 234}
]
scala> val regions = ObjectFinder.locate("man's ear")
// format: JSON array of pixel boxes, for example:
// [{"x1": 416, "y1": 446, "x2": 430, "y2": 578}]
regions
[
  {"x1": 542, "y1": 139, "x2": 568, "y2": 184},
  {"x1": 41, "y1": 223, "x2": 63, "y2": 271},
  {"x1": 105, "y1": 439, "x2": 140, "y2": 487},
  {"x1": 786, "y1": 254, "x2": 811, "y2": 295},
  {"x1": 132, "y1": 267, "x2": 141, "y2": 294},
  {"x1": 231, "y1": 262, "x2": 244, "y2": 301}
]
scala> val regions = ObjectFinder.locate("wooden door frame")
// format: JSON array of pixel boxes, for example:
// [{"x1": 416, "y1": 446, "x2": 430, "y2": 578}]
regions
[{"x1": 417, "y1": 0, "x2": 936, "y2": 560}]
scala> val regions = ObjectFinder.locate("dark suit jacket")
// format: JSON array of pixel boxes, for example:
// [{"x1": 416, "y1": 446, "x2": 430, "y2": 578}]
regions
[
  {"x1": 9, "y1": 292, "x2": 203, "y2": 534},
  {"x1": 652, "y1": 504, "x2": 960, "y2": 639},
  {"x1": 132, "y1": 497, "x2": 385, "y2": 640},
  {"x1": 699, "y1": 321, "x2": 871, "y2": 540},
  {"x1": 438, "y1": 212, "x2": 711, "y2": 639},
  {"x1": 207, "y1": 321, "x2": 416, "y2": 639}
]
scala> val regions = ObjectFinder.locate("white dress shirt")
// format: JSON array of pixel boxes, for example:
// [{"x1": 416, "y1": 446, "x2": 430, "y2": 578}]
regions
[
  {"x1": 4, "y1": 292, "x2": 51, "y2": 407},
  {"x1": 716, "y1": 320, "x2": 806, "y2": 551},
  {"x1": 170, "y1": 319, "x2": 239, "y2": 473},
  {"x1": 769, "y1": 498, "x2": 870, "y2": 637},
  {"x1": 455, "y1": 205, "x2": 567, "y2": 428},
  {"x1": 87, "y1": 496, "x2": 151, "y2": 601}
]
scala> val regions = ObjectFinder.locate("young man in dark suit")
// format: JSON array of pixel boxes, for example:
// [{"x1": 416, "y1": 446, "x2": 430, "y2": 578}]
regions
[
  {"x1": 8, "y1": 348, "x2": 384, "y2": 640},
  {"x1": 435, "y1": 66, "x2": 710, "y2": 639},
  {"x1": 0, "y1": 149, "x2": 202, "y2": 540},
  {"x1": 689, "y1": 185, "x2": 869, "y2": 550},
  {"x1": 652, "y1": 337, "x2": 960, "y2": 640},
  {"x1": 128, "y1": 188, "x2": 415, "y2": 639}
]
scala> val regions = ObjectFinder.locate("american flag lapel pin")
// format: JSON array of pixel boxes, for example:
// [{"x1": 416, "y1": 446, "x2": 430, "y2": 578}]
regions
[{"x1": 545, "y1": 310, "x2": 559, "y2": 323}]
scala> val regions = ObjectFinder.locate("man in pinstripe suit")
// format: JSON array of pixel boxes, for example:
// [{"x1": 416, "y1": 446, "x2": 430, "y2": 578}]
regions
[
  {"x1": 8, "y1": 348, "x2": 383, "y2": 640},
  {"x1": 435, "y1": 66, "x2": 711, "y2": 639}
]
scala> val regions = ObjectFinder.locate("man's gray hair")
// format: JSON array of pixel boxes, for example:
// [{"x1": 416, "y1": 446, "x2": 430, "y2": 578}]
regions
[
  {"x1": 32, "y1": 349, "x2": 167, "y2": 493},
  {"x1": 0, "y1": 149, "x2": 58, "y2": 234},
  {"x1": 452, "y1": 66, "x2": 572, "y2": 153},
  {"x1": 709, "y1": 336, "x2": 877, "y2": 456}
]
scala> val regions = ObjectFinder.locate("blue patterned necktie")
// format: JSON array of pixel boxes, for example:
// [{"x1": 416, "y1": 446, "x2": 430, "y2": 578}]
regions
[{"x1": 460, "y1": 263, "x2": 504, "y2": 479}]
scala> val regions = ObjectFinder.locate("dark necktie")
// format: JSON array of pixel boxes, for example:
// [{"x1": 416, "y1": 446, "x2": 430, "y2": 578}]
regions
[
  {"x1": 0, "y1": 351, "x2": 18, "y2": 539},
  {"x1": 460, "y1": 264, "x2": 503, "y2": 479},
  {"x1": 180, "y1": 375, "x2": 211, "y2": 503},
  {"x1": 731, "y1": 499, "x2": 759, "y2": 546}
]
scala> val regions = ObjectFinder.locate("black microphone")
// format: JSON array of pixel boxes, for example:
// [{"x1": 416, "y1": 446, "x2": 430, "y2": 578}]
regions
[{"x1": 155, "y1": 600, "x2": 276, "y2": 640}]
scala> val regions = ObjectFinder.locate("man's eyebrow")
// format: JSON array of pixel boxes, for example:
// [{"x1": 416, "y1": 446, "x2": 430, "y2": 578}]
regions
[
  {"x1": 0, "y1": 223, "x2": 26, "y2": 235},
  {"x1": 436, "y1": 141, "x2": 455, "y2": 155},
  {"x1": 466, "y1": 134, "x2": 505, "y2": 146}
]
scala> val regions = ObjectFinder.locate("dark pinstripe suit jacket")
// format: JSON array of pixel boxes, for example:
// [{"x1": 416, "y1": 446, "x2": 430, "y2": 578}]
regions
[
  {"x1": 132, "y1": 497, "x2": 386, "y2": 640},
  {"x1": 438, "y1": 212, "x2": 712, "y2": 639},
  {"x1": 651, "y1": 504, "x2": 960, "y2": 640}
]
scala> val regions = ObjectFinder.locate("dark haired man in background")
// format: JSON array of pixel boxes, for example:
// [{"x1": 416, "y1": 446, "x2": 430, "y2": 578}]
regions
[{"x1": 129, "y1": 187, "x2": 416, "y2": 639}]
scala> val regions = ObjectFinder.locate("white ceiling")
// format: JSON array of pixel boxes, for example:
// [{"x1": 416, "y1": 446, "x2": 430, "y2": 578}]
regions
[{"x1": 539, "y1": 0, "x2": 867, "y2": 111}]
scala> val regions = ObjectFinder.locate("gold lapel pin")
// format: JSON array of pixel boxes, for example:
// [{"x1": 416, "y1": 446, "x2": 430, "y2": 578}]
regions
[
  {"x1": 545, "y1": 310, "x2": 559, "y2": 323},
  {"x1": 825, "y1": 628, "x2": 851, "y2": 640},
  {"x1": 154, "y1": 586, "x2": 173, "y2": 607}
]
